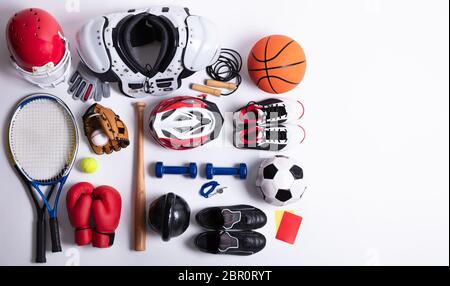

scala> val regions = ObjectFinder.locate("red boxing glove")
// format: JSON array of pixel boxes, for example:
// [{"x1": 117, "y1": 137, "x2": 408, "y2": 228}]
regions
[
  {"x1": 66, "y1": 182, "x2": 94, "y2": 246},
  {"x1": 92, "y1": 186, "x2": 122, "y2": 248}
]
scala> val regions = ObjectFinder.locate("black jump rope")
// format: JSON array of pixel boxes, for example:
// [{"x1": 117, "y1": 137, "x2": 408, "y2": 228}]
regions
[
  {"x1": 142, "y1": 48, "x2": 242, "y2": 96},
  {"x1": 205, "y1": 48, "x2": 243, "y2": 96}
]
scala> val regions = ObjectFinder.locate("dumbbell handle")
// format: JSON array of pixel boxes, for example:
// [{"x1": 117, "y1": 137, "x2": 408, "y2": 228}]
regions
[
  {"x1": 206, "y1": 164, "x2": 247, "y2": 180},
  {"x1": 163, "y1": 166, "x2": 190, "y2": 174},
  {"x1": 212, "y1": 167, "x2": 240, "y2": 175}
]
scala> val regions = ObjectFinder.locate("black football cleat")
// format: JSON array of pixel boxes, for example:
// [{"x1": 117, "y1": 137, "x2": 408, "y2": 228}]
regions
[
  {"x1": 195, "y1": 231, "x2": 266, "y2": 256},
  {"x1": 196, "y1": 205, "x2": 267, "y2": 230}
]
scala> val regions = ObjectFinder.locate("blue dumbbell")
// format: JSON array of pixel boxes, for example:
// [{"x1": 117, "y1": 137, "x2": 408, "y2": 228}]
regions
[
  {"x1": 155, "y1": 162, "x2": 198, "y2": 178},
  {"x1": 205, "y1": 163, "x2": 247, "y2": 180}
]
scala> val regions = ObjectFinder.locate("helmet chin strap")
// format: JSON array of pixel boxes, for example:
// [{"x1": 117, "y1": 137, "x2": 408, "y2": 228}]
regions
[{"x1": 32, "y1": 62, "x2": 55, "y2": 74}]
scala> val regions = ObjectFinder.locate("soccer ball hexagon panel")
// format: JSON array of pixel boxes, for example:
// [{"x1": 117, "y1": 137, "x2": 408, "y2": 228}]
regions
[{"x1": 256, "y1": 155, "x2": 306, "y2": 206}]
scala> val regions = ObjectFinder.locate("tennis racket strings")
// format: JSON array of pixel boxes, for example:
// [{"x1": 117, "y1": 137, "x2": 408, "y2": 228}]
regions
[{"x1": 10, "y1": 98, "x2": 77, "y2": 182}]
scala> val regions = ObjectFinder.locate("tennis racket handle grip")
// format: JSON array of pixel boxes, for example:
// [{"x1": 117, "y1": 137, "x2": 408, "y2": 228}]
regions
[
  {"x1": 36, "y1": 218, "x2": 46, "y2": 263},
  {"x1": 191, "y1": 84, "x2": 222, "y2": 97},
  {"x1": 206, "y1": 80, "x2": 237, "y2": 90},
  {"x1": 49, "y1": 218, "x2": 62, "y2": 253}
]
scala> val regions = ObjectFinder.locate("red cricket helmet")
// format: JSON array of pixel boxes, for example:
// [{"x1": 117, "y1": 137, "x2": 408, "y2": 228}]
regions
[{"x1": 6, "y1": 8, "x2": 71, "y2": 88}]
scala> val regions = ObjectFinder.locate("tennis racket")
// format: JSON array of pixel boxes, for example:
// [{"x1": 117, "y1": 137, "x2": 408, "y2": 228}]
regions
[{"x1": 8, "y1": 94, "x2": 78, "y2": 263}]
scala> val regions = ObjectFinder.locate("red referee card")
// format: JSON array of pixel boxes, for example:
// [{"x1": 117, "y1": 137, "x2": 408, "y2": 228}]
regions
[{"x1": 276, "y1": 212, "x2": 303, "y2": 244}]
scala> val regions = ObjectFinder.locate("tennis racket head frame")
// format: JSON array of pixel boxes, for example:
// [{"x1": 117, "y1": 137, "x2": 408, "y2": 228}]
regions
[{"x1": 8, "y1": 93, "x2": 79, "y2": 190}]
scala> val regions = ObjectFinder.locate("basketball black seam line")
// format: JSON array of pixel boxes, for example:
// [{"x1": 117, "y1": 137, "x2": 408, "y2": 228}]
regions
[
  {"x1": 263, "y1": 36, "x2": 278, "y2": 93},
  {"x1": 252, "y1": 40, "x2": 295, "y2": 63},
  {"x1": 257, "y1": 75, "x2": 301, "y2": 86},
  {"x1": 248, "y1": 60, "x2": 306, "y2": 72},
  {"x1": 251, "y1": 40, "x2": 296, "y2": 63}
]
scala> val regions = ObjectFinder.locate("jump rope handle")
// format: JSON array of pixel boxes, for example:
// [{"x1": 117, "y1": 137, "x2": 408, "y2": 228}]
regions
[
  {"x1": 191, "y1": 84, "x2": 222, "y2": 97},
  {"x1": 49, "y1": 217, "x2": 62, "y2": 252},
  {"x1": 206, "y1": 80, "x2": 237, "y2": 90}
]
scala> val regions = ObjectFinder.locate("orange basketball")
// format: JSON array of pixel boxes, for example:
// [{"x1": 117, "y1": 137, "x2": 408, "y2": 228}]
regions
[{"x1": 248, "y1": 35, "x2": 307, "y2": 94}]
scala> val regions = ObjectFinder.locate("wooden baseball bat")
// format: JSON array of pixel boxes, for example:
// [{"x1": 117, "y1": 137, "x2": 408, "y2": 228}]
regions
[{"x1": 134, "y1": 102, "x2": 146, "y2": 251}]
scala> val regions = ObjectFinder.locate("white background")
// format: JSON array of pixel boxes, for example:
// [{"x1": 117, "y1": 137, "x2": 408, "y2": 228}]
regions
[{"x1": 0, "y1": 0, "x2": 448, "y2": 266}]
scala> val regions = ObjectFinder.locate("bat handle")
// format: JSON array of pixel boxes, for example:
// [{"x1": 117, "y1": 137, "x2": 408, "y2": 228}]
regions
[
  {"x1": 49, "y1": 217, "x2": 62, "y2": 253},
  {"x1": 134, "y1": 102, "x2": 147, "y2": 251},
  {"x1": 35, "y1": 214, "x2": 46, "y2": 263}
]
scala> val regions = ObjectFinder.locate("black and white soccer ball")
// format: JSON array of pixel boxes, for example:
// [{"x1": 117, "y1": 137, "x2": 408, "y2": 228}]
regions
[{"x1": 256, "y1": 155, "x2": 306, "y2": 206}]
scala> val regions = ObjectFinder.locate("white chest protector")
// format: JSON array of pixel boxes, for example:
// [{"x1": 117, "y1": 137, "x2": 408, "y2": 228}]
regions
[{"x1": 76, "y1": 6, "x2": 221, "y2": 98}]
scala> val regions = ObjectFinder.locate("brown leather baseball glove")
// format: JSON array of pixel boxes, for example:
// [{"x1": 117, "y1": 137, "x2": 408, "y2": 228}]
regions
[{"x1": 83, "y1": 104, "x2": 130, "y2": 155}]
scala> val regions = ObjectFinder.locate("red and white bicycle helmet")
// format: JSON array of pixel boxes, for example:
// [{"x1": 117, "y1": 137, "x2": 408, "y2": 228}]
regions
[
  {"x1": 149, "y1": 96, "x2": 224, "y2": 150},
  {"x1": 6, "y1": 8, "x2": 71, "y2": 88}
]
